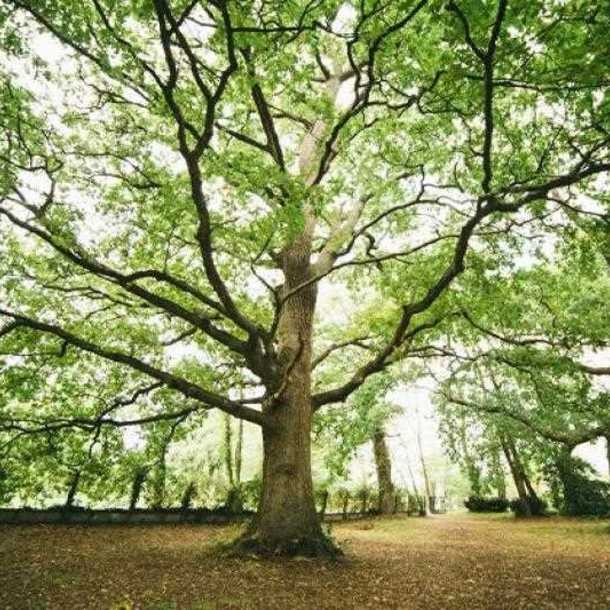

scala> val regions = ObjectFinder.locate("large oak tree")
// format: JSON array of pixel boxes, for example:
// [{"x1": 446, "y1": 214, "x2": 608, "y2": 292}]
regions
[{"x1": 1, "y1": 0, "x2": 609, "y2": 553}]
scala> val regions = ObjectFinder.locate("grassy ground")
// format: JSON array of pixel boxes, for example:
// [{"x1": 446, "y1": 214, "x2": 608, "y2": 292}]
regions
[{"x1": 0, "y1": 512, "x2": 608, "y2": 609}]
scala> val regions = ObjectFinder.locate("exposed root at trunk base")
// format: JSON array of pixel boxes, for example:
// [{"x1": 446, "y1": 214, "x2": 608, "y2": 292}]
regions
[{"x1": 226, "y1": 530, "x2": 343, "y2": 560}]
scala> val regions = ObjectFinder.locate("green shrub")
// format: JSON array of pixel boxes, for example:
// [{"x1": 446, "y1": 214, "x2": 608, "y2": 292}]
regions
[
  {"x1": 335, "y1": 488, "x2": 351, "y2": 516},
  {"x1": 562, "y1": 476, "x2": 610, "y2": 516},
  {"x1": 544, "y1": 452, "x2": 610, "y2": 516},
  {"x1": 239, "y1": 477, "x2": 262, "y2": 511},
  {"x1": 464, "y1": 496, "x2": 509, "y2": 512},
  {"x1": 354, "y1": 484, "x2": 371, "y2": 513},
  {"x1": 406, "y1": 493, "x2": 425, "y2": 516},
  {"x1": 509, "y1": 496, "x2": 547, "y2": 516},
  {"x1": 315, "y1": 488, "x2": 330, "y2": 516}
]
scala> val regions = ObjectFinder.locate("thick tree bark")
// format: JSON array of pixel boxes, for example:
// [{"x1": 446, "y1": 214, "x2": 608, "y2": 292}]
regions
[
  {"x1": 239, "y1": 72, "x2": 346, "y2": 552},
  {"x1": 255, "y1": 407, "x2": 320, "y2": 548},
  {"x1": 372, "y1": 427, "x2": 395, "y2": 514},
  {"x1": 240, "y1": 237, "x2": 336, "y2": 556}
]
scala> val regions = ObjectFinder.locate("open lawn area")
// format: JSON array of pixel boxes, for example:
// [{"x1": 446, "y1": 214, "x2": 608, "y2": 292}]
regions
[{"x1": 0, "y1": 513, "x2": 608, "y2": 610}]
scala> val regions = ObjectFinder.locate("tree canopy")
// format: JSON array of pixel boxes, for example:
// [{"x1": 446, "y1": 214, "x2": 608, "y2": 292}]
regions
[{"x1": 1, "y1": 0, "x2": 609, "y2": 553}]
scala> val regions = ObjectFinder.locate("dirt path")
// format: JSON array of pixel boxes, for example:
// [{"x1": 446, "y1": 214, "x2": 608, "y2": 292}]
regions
[{"x1": 0, "y1": 513, "x2": 608, "y2": 609}]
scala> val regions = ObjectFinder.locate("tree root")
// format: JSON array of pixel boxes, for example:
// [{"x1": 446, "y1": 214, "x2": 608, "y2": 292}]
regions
[{"x1": 225, "y1": 530, "x2": 343, "y2": 560}]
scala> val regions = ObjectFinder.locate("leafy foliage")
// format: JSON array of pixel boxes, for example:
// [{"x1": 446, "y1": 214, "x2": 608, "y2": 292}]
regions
[
  {"x1": 545, "y1": 452, "x2": 610, "y2": 517},
  {"x1": 509, "y1": 496, "x2": 547, "y2": 517},
  {"x1": 0, "y1": 0, "x2": 608, "y2": 530},
  {"x1": 464, "y1": 496, "x2": 508, "y2": 513}
]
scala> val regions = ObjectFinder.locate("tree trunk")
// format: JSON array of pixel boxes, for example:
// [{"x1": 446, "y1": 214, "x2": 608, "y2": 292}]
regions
[
  {"x1": 239, "y1": 77, "x2": 346, "y2": 556},
  {"x1": 318, "y1": 490, "x2": 329, "y2": 518},
  {"x1": 500, "y1": 435, "x2": 539, "y2": 516},
  {"x1": 404, "y1": 449, "x2": 424, "y2": 514},
  {"x1": 235, "y1": 418, "x2": 243, "y2": 486},
  {"x1": 225, "y1": 416, "x2": 244, "y2": 514},
  {"x1": 341, "y1": 493, "x2": 350, "y2": 518},
  {"x1": 151, "y1": 454, "x2": 166, "y2": 509},
  {"x1": 65, "y1": 470, "x2": 80, "y2": 508},
  {"x1": 605, "y1": 434, "x2": 610, "y2": 481},
  {"x1": 372, "y1": 427, "x2": 395, "y2": 514},
  {"x1": 180, "y1": 481, "x2": 197, "y2": 510},
  {"x1": 129, "y1": 468, "x2": 147, "y2": 511},
  {"x1": 415, "y1": 408, "x2": 432, "y2": 516},
  {"x1": 522, "y1": 468, "x2": 539, "y2": 501},
  {"x1": 500, "y1": 437, "x2": 528, "y2": 510},
  {"x1": 490, "y1": 447, "x2": 506, "y2": 499},
  {"x1": 254, "y1": 381, "x2": 323, "y2": 553},
  {"x1": 223, "y1": 413, "x2": 234, "y2": 488},
  {"x1": 405, "y1": 451, "x2": 419, "y2": 497},
  {"x1": 458, "y1": 420, "x2": 482, "y2": 496},
  {"x1": 240, "y1": 237, "x2": 337, "y2": 556},
  {"x1": 507, "y1": 437, "x2": 540, "y2": 503}
]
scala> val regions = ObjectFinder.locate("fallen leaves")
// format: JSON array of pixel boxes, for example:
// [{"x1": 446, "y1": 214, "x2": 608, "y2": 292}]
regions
[{"x1": 0, "y1": 514, "x2": 608, "y2": 609}]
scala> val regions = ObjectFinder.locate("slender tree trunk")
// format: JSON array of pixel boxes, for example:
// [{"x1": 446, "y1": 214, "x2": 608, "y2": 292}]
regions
[
  {"x1": 507, "y1": 437, "x2": 539, "y2": 502},
  {"x1": 415, "y1": 408, "x2": 432, "y2": 516},
  {"x1": 522, "y1": 469, "x2": 539, "y2": 501},
  {"x1": 341, "y1": 492, "x2": 350, "y2": 518},
  {"x1": 223, "y1": 412, "x2": 234, "y2": 488},
  {"x1": 404, "y1": 449, "x2": 423, "y2": 514},
  {"x1": 65, "y1": 470, "x2": 80, "y2": 508},
  {"x1": 405, "y1": 452, "x2": 419, "y2": 498},
  {"x1": 372, "y1": 427, "x2": 395, "y2": 514},
  {"x1": 605, "y1": 434, "x2": 610, "y2": 481},
  {"x1": 358, "y1": 487, "x2": 370, "y2": 514},
  {"x1": 151, "y1": 453, "x2": 167, "y2": 509},
  {"x1": 458, "y1": 420, "x2": 482, "y2": 496},
  {"x1": 490, "y1": 447, "x2": 506, "y2": 499},
  {"x1": 235, "y1": 418, "x2": 243, "y2": 486},
  {"x1": 501, "y1": 438, "x2": 527, "y2": 506},
  {"x1": 500, "y1": 436, "x2": 536, "y2": 516},
  {"x1": 180, "y1": 481, "x2": 197, "y2": 510},
  {"x1": 318, "y1": 490, "x2": 329, "y2": 517},
  {"x1": 225, "y1": 411, "x2": 245, "y2": 513},
  {"x1": 129, "y1": 468, "x2": 147, "y2": 511}
]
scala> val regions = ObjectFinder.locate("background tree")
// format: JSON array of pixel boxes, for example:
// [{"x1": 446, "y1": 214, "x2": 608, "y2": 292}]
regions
[{"x1": 314, "y1": 373, "x2": 398, "y2": 513}]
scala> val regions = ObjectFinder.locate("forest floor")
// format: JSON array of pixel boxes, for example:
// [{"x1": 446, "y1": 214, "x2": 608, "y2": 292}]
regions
[{"x1": 0, "y1": 512, "x2": 608, "y2": 610}]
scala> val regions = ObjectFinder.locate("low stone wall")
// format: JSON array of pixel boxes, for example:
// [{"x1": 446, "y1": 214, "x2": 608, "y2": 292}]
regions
[
  {"x1": 0, "y1": 508, "x2": 252, "y2": 525},
  {"x1": 0, "y1": 507, "x2": 409, "y2": 525}
]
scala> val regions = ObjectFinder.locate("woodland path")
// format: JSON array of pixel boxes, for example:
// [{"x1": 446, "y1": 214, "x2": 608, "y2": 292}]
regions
[{"x1": 0, "y1": 512, "x2": 608, "y2": 609}]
